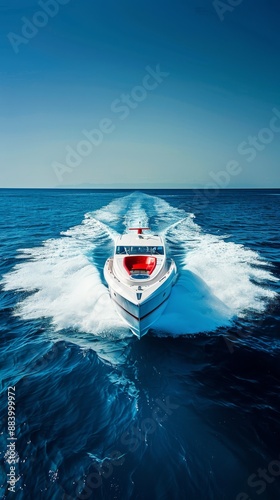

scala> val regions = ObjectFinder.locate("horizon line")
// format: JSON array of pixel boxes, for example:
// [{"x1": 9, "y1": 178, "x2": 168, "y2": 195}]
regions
[{"x1": 0, "y1": 187, "x2": 280, "y2": 190}]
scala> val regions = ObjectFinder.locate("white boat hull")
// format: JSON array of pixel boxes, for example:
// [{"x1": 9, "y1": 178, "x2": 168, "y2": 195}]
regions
[
  {"x1": 105, "y1": 259, "x2": 177, "y2": 338},
  {"x1": 111, "y1": 291, "x2": 171, "y2": 338},
  {"x1": 103, "y1": 228, "x2": 177, "y2": 338}
]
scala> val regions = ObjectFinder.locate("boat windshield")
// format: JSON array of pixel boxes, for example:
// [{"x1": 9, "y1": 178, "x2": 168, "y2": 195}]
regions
[{"x1": 116, "y1": 246, "x2": 164, "y2": 255}]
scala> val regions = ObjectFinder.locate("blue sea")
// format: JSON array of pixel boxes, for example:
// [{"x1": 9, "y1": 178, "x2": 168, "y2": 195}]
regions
[{"x1": 0, "y1": 189, "x2": 280, "y2": 500}]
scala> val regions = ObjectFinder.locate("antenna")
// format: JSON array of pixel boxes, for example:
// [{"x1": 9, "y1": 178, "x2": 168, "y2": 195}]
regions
[{"x1": 129, "y1": 227, "x2": 150, "y2": 235}]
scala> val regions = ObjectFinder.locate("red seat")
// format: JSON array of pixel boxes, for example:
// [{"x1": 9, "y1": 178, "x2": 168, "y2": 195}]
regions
[{"x1": 123, "y1": 256, "x2": 157, "y2": 275}]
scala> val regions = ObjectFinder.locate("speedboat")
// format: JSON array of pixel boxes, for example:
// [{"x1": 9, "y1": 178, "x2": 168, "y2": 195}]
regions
[{"x1": 104, "y1": 227, "x2": 177, "y2": 338}]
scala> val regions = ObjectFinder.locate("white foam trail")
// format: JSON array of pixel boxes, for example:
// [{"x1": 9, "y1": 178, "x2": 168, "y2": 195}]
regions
[
  {"x1": 156, "y1": 215, "x2": 278, "y2": 334},
  {"x1": 94, "y1": 196, "x2": 129, "y2": 226},
  {"x1": 94, "y1": 192, "x2": 151, "y2": 232},
  {"x1": 155, "y1": 271, "x2": 232, "y2": 335},
  {"x1": 2, "y1": 192, "x2": 278, "y2": 338},
  {"x1": 152, "y1": 196, "x2": 186, "y2": 233},
  {"x1": 2, "y1": 215, "x2": 127, "y2": 335},
  {"x1": 93, "y1": 192, "x2": 184, "y2": 233},
  {"x1": 123, "y1": 198, "x2": 149, "y2": 231}
]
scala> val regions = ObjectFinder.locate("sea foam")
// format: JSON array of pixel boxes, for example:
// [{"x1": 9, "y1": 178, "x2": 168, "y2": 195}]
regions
[{"x1": 2, "y1": 193, "x2": 277, "y2": 337}]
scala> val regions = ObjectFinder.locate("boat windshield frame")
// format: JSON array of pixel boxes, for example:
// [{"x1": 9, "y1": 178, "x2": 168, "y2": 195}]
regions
[{"x1": 116, "y1": 245, "x2": 164, "y2": 255}]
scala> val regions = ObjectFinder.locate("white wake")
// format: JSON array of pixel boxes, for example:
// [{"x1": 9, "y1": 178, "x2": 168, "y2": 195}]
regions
[{"x1": 2, "y1": 192, "x2": 278, "y2": 337}]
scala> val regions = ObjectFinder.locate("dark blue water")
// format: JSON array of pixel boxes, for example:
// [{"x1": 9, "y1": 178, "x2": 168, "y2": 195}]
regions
[{"x1": 0, "y1": 189, "x2": 279, "y2": 500}]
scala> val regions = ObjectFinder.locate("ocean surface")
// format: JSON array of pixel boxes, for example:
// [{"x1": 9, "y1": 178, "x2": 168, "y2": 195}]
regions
[{"x1": 0, "y1": 188, "x2": 279, "y2": 500}]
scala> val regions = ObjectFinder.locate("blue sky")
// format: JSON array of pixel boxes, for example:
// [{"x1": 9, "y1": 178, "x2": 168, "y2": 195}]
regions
[{"x1": 1, "y1": 0, "x2": 280, "y2": 188}]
